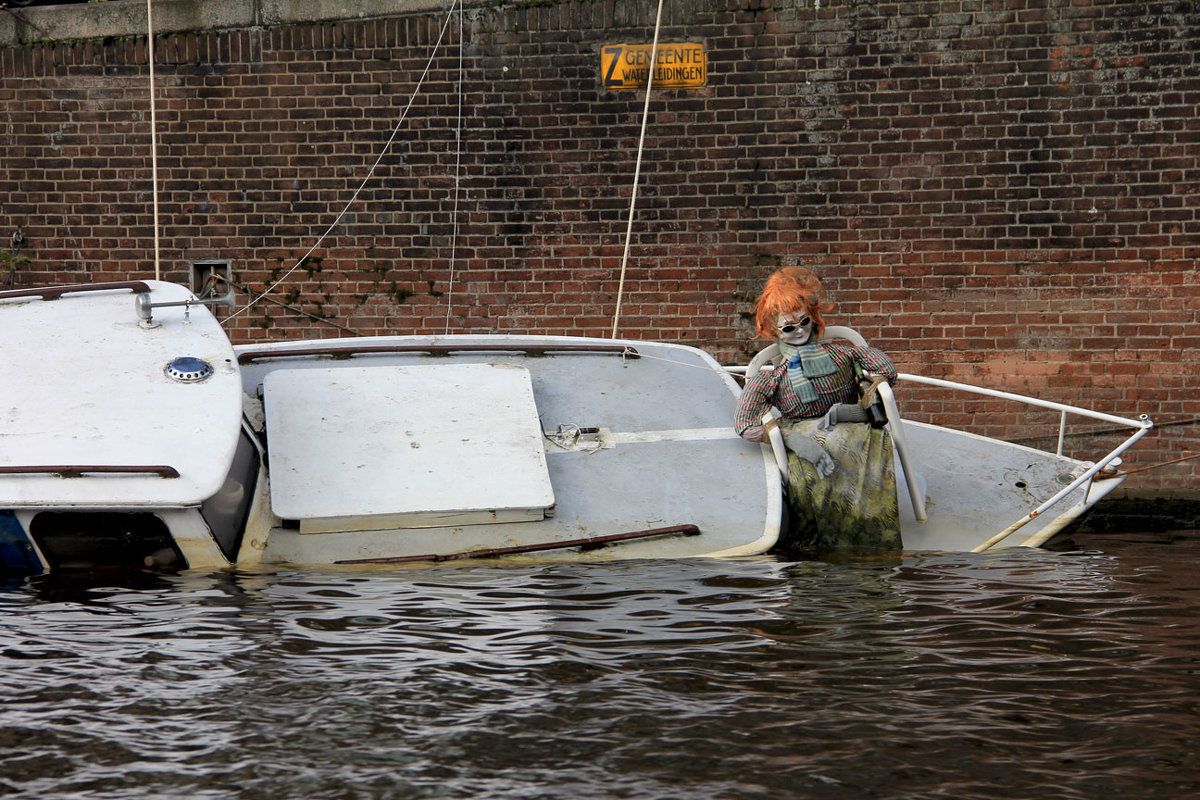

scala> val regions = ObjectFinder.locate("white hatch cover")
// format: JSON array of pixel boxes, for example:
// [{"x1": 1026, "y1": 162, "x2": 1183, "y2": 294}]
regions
[{"x1": 263, "y1": 363, "x2": 555, "y2": 533}]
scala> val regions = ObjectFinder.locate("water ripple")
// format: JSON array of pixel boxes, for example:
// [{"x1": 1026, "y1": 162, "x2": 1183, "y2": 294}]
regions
[{"x1": 0, "y1": 532, "x2": 1197, "y2": 798}]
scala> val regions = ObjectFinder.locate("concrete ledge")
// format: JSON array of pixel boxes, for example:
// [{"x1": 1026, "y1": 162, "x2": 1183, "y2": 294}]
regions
[{"x1": 0, "y1": 0, "x2": 454, "y2": 47}]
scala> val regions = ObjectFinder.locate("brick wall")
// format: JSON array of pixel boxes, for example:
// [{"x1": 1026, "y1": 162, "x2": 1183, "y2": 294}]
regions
[{"x1": 1, "y1": 0, "x2": 1197, "y2": 496}]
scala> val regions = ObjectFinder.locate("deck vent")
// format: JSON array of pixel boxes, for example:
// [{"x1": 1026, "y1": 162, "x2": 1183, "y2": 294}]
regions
[{"x1": 165, "y1": 356, "x2": 214, "y2": 383}]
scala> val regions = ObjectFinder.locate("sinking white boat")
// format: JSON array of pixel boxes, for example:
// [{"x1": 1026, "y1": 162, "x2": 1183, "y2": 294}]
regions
[
  {"x1": 0, "y1": 281, "x2": 1151, "y2": 573},
  {"x1": 0, "y1": 280, "x2": 781, "y2": 572}
]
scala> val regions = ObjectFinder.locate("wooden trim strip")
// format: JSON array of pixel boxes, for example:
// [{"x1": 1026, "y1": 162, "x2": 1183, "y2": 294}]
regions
[{"x1": 335, "y1": 524, "x2": 700, "y2": 564}]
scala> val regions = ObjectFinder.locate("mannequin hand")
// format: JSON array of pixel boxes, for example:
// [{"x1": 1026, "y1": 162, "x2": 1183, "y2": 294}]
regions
[
  {"x1": 817, "y1": 403, "x2": 869, "y2": 431},
  {"x1": 739, "y1": 425, "x2": 765, "y2": 443},
  {"x1": 782, "y1": 429, "x2": 835, "y2": 479}
]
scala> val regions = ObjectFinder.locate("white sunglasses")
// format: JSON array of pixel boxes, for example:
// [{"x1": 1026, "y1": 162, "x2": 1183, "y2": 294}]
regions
[{"x1": 777, "y1": 317, "x2": 812, "y2": 334}]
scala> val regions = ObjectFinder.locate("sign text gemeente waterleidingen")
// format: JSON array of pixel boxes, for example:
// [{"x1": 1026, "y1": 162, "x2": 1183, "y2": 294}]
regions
[{"x1": 601, "y1": 43, "x2": 707, "y2": 91}]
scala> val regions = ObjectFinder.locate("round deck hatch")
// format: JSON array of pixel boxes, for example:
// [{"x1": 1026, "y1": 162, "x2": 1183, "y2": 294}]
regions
[{"x1": 165, "y1": 356, "x2": 214, "y2": 383}]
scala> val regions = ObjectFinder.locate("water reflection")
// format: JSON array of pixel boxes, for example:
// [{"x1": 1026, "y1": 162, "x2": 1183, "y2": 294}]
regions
[{"x1": 0, "y1": 534, "x2": 1197, "y2": 799}]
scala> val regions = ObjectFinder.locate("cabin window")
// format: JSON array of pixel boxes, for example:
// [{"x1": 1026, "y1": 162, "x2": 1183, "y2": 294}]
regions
[
  {"x1": 200, "y1": 426, "x2": 260, "y2": 562},
  {"x1": 30, "y1": 512, "x2": 183, "y2": 571}
]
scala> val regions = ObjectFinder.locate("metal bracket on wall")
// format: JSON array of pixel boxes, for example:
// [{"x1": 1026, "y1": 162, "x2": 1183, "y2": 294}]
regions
[{"x1": 190, "y1": 259, "x2": 235, "y2": 313}]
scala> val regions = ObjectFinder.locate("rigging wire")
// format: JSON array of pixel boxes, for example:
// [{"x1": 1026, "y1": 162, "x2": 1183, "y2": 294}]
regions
[
  {"x1": 610, "y1": 0, "x2": 666, "y2": 339},
  {"x1": 1121, "y1": 451, "x2": 1200, "y2": 475},
  {"x1": 443, "y1": 4, "x2": 464, "y2": 334},
  {"x1": 222, "y1": 0, "x2": 461, "y2": 326},
  {"x1": 228, "y1": 280, "x2": 363, "y2": 336}
]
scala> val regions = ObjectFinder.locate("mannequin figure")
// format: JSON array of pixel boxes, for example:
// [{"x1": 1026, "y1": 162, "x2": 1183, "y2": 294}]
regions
[
  {"x1": 736, "y1": 267, "x2": 896, "y2": 444},
  {"x1": 736, "y1": 268, "x2": 902, "y2": 555}
]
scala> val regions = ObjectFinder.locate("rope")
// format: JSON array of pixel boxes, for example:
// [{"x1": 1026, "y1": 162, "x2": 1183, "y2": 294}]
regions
[
  {"x1": 623, "y1": 348, "x2": 738, "y2": 382},
  {"x1": 443, "y1": 4, "x2": 464, "y2": 335},
  {"x1": 229, "y1": 280, "x2": 363, "y2": 336},
  {"x1": 610, "y1": 0, "x2": 666, "y2": 339},
  {"x1": 222, "y1": 0, "x2": 461, "y2": 326},
  {"x1": 1011, "y1": 415, "x2": 1198, "y2": 450},
  {"x1": 1121, "y1": 451, "x2": 1200, "y2": 476},
  {"x1": 857, "y1": 374, "x2": 888, "y2": 407}
]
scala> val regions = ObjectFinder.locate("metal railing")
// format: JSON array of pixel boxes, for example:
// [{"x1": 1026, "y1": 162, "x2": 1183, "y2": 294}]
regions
[{"x1": 896, "y1": 373, "x2": 1154, "y2": 551}]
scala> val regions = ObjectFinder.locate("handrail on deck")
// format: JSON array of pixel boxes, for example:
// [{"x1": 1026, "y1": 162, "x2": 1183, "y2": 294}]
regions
[
  {"x1": 897, "y1": 373, "x2": 1150, "y2": 432},
  {"x1": 0, "y1": 281, "x2": 153, "y2": 302},
  {"x1": 238, "y1": 342, "x2": 641, "y2": 364},
  {"x1": 0, "y1": 465, "x2": 180, "y2": 478},
  {"x1": 335, "y1": 524, "x2": 700, "y2": 564}
]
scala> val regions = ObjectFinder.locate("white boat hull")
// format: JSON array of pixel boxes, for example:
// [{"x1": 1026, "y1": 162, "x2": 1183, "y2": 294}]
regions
[{"x1": 0, "y1": 281, "x2": 1149, "y2": 573}]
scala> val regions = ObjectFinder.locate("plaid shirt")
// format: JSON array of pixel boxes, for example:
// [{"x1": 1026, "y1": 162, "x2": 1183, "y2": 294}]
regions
[{"x1": 735, "y1": 341, "x2": 897, "y2": 435}]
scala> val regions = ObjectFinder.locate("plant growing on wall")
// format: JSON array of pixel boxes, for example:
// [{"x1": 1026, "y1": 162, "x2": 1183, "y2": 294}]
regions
[{"x1": 0, "y1": 250, "x2": 32, "y2": 287}]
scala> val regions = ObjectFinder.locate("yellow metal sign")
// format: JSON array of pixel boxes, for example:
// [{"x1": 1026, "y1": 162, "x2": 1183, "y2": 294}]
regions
[{"x1": 601, "y1": 43, "x2": 707, "y2": 91}]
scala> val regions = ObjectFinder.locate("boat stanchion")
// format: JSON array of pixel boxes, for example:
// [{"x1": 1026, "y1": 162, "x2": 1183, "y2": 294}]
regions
[{"x1": 135, "y1": 291, "x2": 228, "y2": 328}]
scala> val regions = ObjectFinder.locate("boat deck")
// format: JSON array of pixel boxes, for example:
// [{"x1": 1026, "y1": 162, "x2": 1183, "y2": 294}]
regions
[
  {"x1": 0, "y1": 282, "x2": 242, "y2": 508},
  {"x1": 236, "y1": 336, "x2": 782, "y2": 563}
]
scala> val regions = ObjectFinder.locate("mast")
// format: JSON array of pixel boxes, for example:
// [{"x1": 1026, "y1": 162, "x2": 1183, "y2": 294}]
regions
[{"x1": 147, "y1": 0, "x2": 161, "y2": 280}]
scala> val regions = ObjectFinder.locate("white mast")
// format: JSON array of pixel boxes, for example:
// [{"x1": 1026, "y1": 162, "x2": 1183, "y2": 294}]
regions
[{"x1": 147, "y1": 0, "x2": 161, "y2": 280}]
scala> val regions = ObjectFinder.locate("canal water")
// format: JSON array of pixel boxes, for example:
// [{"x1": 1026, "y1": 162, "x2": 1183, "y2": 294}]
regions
[{"x1": 0, "y1": 529, "x2": 1197, "y2": 799}]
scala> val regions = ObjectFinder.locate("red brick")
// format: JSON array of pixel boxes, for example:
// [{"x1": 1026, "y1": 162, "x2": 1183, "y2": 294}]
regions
[{"x1": 1, "y1": 1, "x2": 1197, "y2": 492}]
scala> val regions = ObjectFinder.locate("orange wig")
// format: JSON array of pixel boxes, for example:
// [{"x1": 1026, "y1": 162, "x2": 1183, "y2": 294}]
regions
[{"x1": 753, "y1": 267, "x2": 832, "y2": 340}]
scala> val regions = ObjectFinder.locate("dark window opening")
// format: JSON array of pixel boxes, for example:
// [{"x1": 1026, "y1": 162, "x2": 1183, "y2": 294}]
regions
[
  {"x1": 30, "y1": 512, "x2": 184, "y2": 571},
  {"x1": 200, "y1": 425, "x2": 261, "y2": 562}
]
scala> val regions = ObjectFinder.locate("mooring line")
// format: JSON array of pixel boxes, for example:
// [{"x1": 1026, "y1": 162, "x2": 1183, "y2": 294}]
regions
[
  {"x1": 610, "y1": 0, "x2": 666, "y2": 339},
  {"x1": 221, "y1": 0, "x2": 462, "y2": 327}
]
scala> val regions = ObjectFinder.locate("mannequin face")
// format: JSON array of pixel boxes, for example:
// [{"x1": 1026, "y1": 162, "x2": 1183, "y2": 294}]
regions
[{"x1": 776, "y1": 311, "x2": 813, "y2": 346}]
